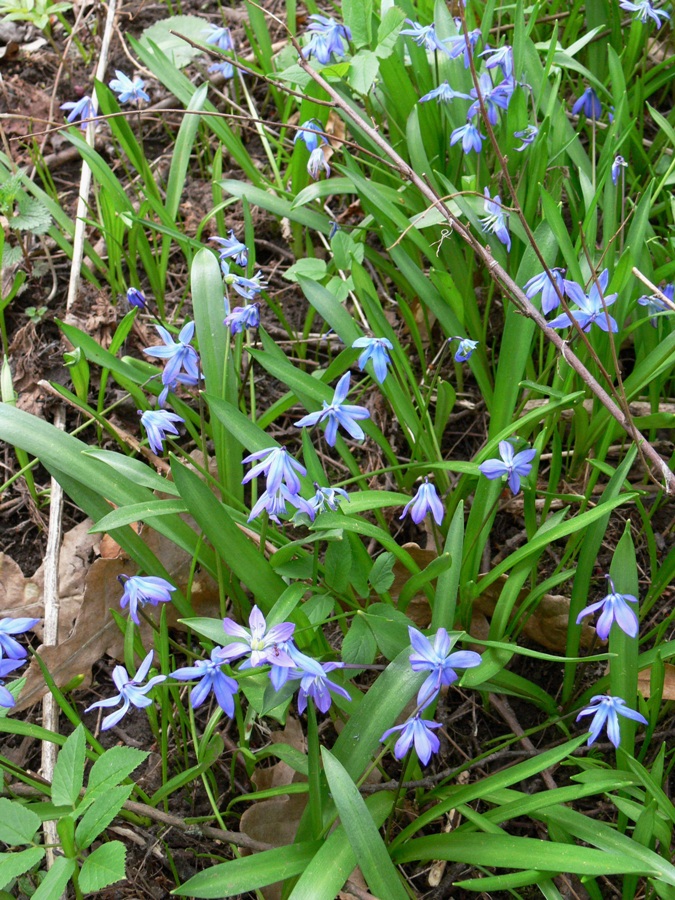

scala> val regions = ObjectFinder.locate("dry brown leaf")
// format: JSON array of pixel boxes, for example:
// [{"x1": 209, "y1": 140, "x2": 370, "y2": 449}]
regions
[{"x1": 638, "y1": 664, "x2": 675, "y2": 700}]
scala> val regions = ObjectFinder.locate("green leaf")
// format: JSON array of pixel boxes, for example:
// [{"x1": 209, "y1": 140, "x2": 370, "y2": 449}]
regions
[
  {"x1": 0, "y1": 847, "x2": 45, "y2": 885},
  {"x1": 343, "y1": 0, "x2": 372, "y2": 47},
  {"x1": 52, "y1": 724, "x2": 85, "y2": 807},
  {"x1": 12, "y1": 195, "x2": 52, "y2": 234},
  {"x1": 376, "y1": 6, "x2": 406, "y2": 58},
  {"x1": 324, "y1": 537, "x2": 352, "y2": 594},
  {"x1": 31, "y1": 857, "x2": 77, "y2": 900},
  {"x1": 85, "y1": 746, "x2": 148, "y2": 801},
  {"x1": 283, "y1": 258, "x2": 328, "y2": 282},
  {"x1": 174, "y1": 841, "x2": 323, "y2": 897},
  {"x1": 348, "y1": 50, "x2": 380, "y2": 94},
  {"x1": 0, "y1": 798, "x2": 40, "y2": 844},
  {"x1": 322, "y1": 749, "x2": 408, "y2": 899},
  {"x1": 139, "y1": 15, "x2": 207, "y2": 68},
  {"x1": 397, "y1": 552, "x2": 452, "y2": 612},
  {"x1": 75, "y1": 785, "x2": 133, "y2": 850},
  {"x1": 78, "y1": 841, "x2": 126, "y2": 893},
  {"x1": 369, "y1": 552, "x2": 396, "y2": 593},
  {"x1": 342, "y1": 613, "x2": 377, "y2": 665},
  {"x1": 364, "y1": 603, "x2": 412, "y2": 659}
]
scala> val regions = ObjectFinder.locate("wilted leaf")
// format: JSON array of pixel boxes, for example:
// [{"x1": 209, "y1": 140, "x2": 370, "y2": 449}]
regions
[{"x1": 638, "y1": 664, "x2": 675, "y2": 700}]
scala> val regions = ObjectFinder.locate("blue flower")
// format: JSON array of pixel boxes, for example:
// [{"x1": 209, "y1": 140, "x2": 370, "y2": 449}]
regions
[
  {"x1": 60, "y1": 95, "x2": 97, "y2": 130},
  {"x1": 611, "y1": 155, "x2": 628, "y2": 185},
  {"x1": 445, "y1": 24, "x2": 482, "y2": 67},
  {"x1": 302, "y1": 15, "x2": 351, "y2": 64},
  {"x1": 408, "y1": 626, "x2": 482, "y2": 707},
  {"x1": 576, "y1": 694, "x2": 648, "y2": 747},
  {"x1": 547, "y1": 269, "x2": 618, "y2": 333},
  {"x1": 220, "y1": 605, "x2": 296, "y2": 669},
  {"x1": 619, "y1": 0, "x2": 669, "y2": 25},
  {"x1": 307, "y1": 146, "x2": 330, "y2": 180},
  {"x1": 450, "y1": 121, "x2": 485, "y2": 154},
  {"x1": 419, "y1": 82, "x2": 471, "y2": 104},
  {"x1": 85, "y1": 651, "x2": 166, "y2": 731},
  {"x1": 108, "y1": 70, "x2": 150, "y2": 104},
  {"x1": 480, "y1": 188, "x2": 511, "y2": 251},
  {"x1": 118, "y1": 574, "x2": 176, "y2": 626},
  {"x1": 399, "y1": 20, "x2": 452, "y2": 55},
  {"x1": 222, "y1": 263, "x2": 267, "y2": 300},
  {"x1": 480, "y1": 44, "x2": 514, "y2": 77},
  {"x1": 0, "y1": 618, "x2": 39, "y2": 660},
  {"x1": 170, "y1": 648, "x2": 238, "y2": 715},
  {"x1": 309, "y1": 483, "x2": 349, "y2": 515},
  {"x1": 242, "y1": 446, "x2": 307, "y2": 495},
  {"x1": 381, "y1": 715, "x2": 442, "y2": 765},
  {"x1": 0, "y1": 658, "x2": 27, "y2": 708},
  {"x1": 479, "y1": 440, "x2": 536, "y2": 494},
  {"x1": 468, "y1": 73, "x2": 513, "y2": 125},
  {"x1": 224, "y1": 303, "x2": 260, "y2": 334},
  {"x1": 400, "y1": 478, "x2": 445, "y2": 527},
  {"x1": 572, "y1": 87, "x2": 602, "y2": 119},
  {"x1": 143, "y1": 321, "x2": 200, "y2": 385},
  {"x1": 451, "y1": 336, "x2": 479, "y2": 362},
  {"x1": 576, "y1": 575, "x2": 639, "y2": 640},
  {"x1": 637, "y1": 284, "x2": 674, "y2": 326},
  {"x1": 157, "y1": 373, "x2": 199, "y2": 409},
  {"x1": 524, "y1": 268, "x2": 566, "y2": 315},
  {"x1": 205, "y1": 24, "x2": 234, "y2": 51},
  {"x1": 352, "y1": 336, "x2": 394, "y2": 383},
  {"x1": 513, "y1": 125, "x2": 538, "y2": 151},
  {"x1": 139, "y1": 409, "x2": 184, "y2": 455},
  {"x1": 294, "y1": 119, "x2": 327, "y2": 153},
  {"x1": 211, "y1": 231, "x2": 248, "y2": 267},
  {"x1": 295, "y1": 373, "x2": 370, "y2": 447},
  {"x1": 126, "y1": 287, "x2": 146, "y2": 309},
  {"x1": 248, "y1": 485, "x2": 316, "y2": 524},
  {"x1": 289, "y1": 652, "x2": 351, "y2": 713},
  {"x1": 209, "y1": 60, "x2": 234, "y2": 78}
]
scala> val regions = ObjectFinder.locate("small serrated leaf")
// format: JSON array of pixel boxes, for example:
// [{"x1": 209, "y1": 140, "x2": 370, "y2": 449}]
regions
[
  {"x1": 85, "y1": 746, "x2": 148, "y2": 801},
  {"x1": 0, "y1": 847, "x2": 45, "y2": 884},
  {"x1": 78, "y1": 841, "x2": 126, "y2": 893},
  {"x1": 75, "y1": 784, "x2": 133, "y2": 850},
  {"x1": 0, "y1": 798, "x2": 41, "y2": 844},
  {"x1": 31, "y1": 856, "x2": 77, "y2": 900},
  {"x1": 12, "y1": 195, "x2": 52, "y2": 234},
  {"x1": 52, "y1": 724, "x2": 85, "y2": 807}
]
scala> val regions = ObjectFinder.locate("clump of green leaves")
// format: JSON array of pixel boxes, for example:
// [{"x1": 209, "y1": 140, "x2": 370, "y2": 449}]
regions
[{"x1": 0, "y1": 0, "x2": 72, "y2": 32}]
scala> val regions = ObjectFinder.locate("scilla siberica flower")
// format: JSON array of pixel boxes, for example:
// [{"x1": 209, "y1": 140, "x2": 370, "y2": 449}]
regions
[
  {"x1": 576, "y1": 694, "x2": 647, "y2": 747},
  {"x1": 445, "y1": 23, "x2": 482, "y2": 67},
  {"x1": 637, "y1": 284, "x2": 674, "y2": 326},
  {"x1": 450, "y1": 121, "x2": 485, "y2": 154},
  {"x1": 301, "y1": 15, "x2": 351, "y2": 65},
  {"x1": 118, "y1": 574, "x2": 176, "y2": 626},
  {"x1": 468, "y1": 73, "x2": 513, "y2": 126},
  {"x1": 108, "y1": 71, "x2": 150, "y2": 104},
  {"x1": 409, "y1": 626, "x2": 482, "y2": 707},
  {"x1": 419, "y1": 82, "x2": 470, "y2": 104},
  {"x1": 224, "y1": 304, "x2": 260, "y2": 334},
  {"x1": 619, "y1": 0, "x2": 670, "y2": 26},
  {"x1": 611, "y1": 155, "x2": 628, "y2": 185},
  {"x1": 576, "y1": 575, "x2": 639, "y2": 640},
  {"x1": 479, "y1": 440, "x2": 536, "y2": 494},
  {"x1": 139, "y1": 409, "x2": 184, "y2": 455},
  {"x1": 248, "y1": 485, "x2": 315, "y2": 524},
  {"x1": 60, "y1": 95, "x2": 96, "y2": 131},
  {"x1": 126, "y1": 287, "x2": 146, "y2": 309},
  {"x1": 220, "y1": 606, "x2": 297, "y2": 670},
  {"x1": 85, "y1": 651, "x2": 166, "y2": 731},
  {"x1": 400, "y1": 478, "x2": 445, "y2": 527},
  {"x1": 480, "y1": 188, "x2": 511, "y2": 251},
  {"x1": 381, "y1": 715, "x2": 442, "y2": 765},
  {"x1": 524, "y1": 267, "x2": 567, "y2": 315},
  {"x1": 295, "y1": 372, "x2": 370, "y2": 447},
  {"x1": 291, "y1": 653, "x2": 351, "y2": 714},
  {"x1": 158, "y1": 373, "x2": 199, "y2": 409},
  {"x1": 399, "y1": 20, "x2": 453, "y2": 55},
  {"x1": 143, "y1": 322, "x2": 200, "y2": 386},
  {"x1": 211, "y1": 231, "x2": 248, "y2": 268},
  {"x1": 0, "y1": 658, "x2": 26, "y2": 708},
  {"x1": 309, "y1": 483, "x2": 349, "y2": 515},
  {"x1": 480, "y1": 44, "x2": 514, "y2": 78},
  {"x1": 513, "y1": 125, "x2": 539, "y2": 151},
  {"x1": 572, "y1": 86, "x2": 602, "y2": 119},
  {"x1": 205, "y1": 24, "x2": 234, "y2": 51},
  {"x1": 547, "y1": 269, "x2": 618, "y2": 333},
  {"x1": 170, "y1": 648, "x2": 238, "y2": 715},
  {"x1": 242, "y1": 446, "x2": 306, "y2": 495},
  {"x1": 451, "y1": 336, "x2": 479, "y2": 362},
  {"x1": 352, "y1": 336, "x2": 393, "y2": 384},
  {"x1": 294, "y1": 119, "x2": 326, "y2": 153},
  {"x1": 0, "y1": 618, "x2": 40, "y2": 659},
  {"x1": 307, "y1": 146, "x2": 330, "y2": 180},
  {"x1": 222, "y1": 262, "x2": 267, "y2": 300}
]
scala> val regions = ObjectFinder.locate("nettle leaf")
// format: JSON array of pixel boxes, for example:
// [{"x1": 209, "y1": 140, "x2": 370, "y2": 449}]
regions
[
  {"x1": 78, "y1": 841, "x2": 126, "y2": 893},
  {"x1": 12, "y1": 194, "x2": 52, "y2": 234},
  {"x1": 342, "y1": 614, "x2": 377, "y2": 666},
  {"x1": 0, "y1": 798, "x2": 41, "y2": 844},
  {"x1": 52, "y1": 724, "x2": 85, "y2": 807}
]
